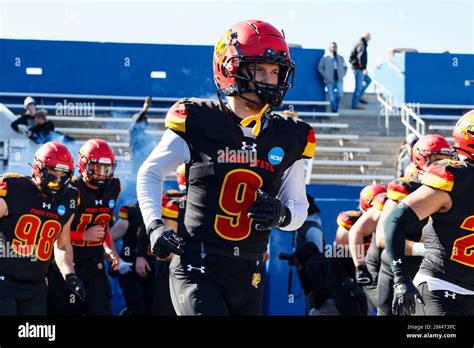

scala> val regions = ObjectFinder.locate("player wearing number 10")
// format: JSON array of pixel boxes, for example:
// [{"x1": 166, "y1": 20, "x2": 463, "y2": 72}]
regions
[
  {"x1": 385, "y1": 110, "x2": 474, "y2": 316},
  {"x1": 0, "y1": 142, "x2": 85, "y2": 315},
  {"x1": 137, "y1": 19, "x2": 316, "y2": 315}
]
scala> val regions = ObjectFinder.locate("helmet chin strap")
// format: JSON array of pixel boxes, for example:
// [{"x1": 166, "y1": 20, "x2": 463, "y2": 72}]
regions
[{"x1": 239, "y1": 103, "x2": 270, "y2": 137}]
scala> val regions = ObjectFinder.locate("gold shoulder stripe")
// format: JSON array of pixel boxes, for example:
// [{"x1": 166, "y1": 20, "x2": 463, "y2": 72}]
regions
[
  {"x1": 165, "y1": 102, "x2": 187, "y2": 133},
  {"x1": 387, "y1": 189, "x2": 407, "y2": 202},
  {"x1": 422, "y1": 172, "x2": 454, "y2": 192},
  {"x1": 162, "y1": 206, "x2": 179, "y2": 220},
  {"x1": 302, "y1": 128, "x2": 316, "y2": 158}
]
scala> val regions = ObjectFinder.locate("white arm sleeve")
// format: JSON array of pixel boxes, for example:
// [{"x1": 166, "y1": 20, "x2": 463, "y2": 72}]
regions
[
  {"x1": 136, "y1": 129, "x2": 190, "y2": 229},
  {"x1": 277, "y1": 159, "x2": 309, "y2": 231}
]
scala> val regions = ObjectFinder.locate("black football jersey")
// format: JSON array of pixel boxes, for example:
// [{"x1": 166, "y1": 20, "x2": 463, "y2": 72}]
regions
[
  {"x1": 136, "y1": 190, "x2": 187, "y2": 259},
  {"x1": 70, "y1": 177, "x2": 121, "y2": 267},
  {"x1": 387, "y1": 177, "x2": 426, "y2": 242},
  {"x1": 118, "y1": 203, "x2": 154, "y2": 265},
  {"x1": 0, "y1": 174, "x2": 78, "y2": 282},
  {"x1": 418, "y1": 159, "x2": 474, "y2": 290},
  {"x1": 165, "y1": 98, "x2": 316, "y2": 256},
  {"x1": 365, "y1": 193, "x2": 388, "y2": 269}
]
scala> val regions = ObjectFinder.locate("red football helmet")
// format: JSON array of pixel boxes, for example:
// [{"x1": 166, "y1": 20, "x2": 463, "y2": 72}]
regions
[
  {"x1": 359, "y1": 184, "x2": 386, "y2": 212},
  {"x1": 78, "y1": 139, "x2": 116, "y2": 187},
  {"x1": 411, "y1": 134, "x2": 455, "y2": 171},
  {"x1": 213, "y1": 19, "x2": 295, "y2": 109},
  {"x1": 453, "y1": 110, "x2": 474, "y2": 161},
  {"x1": 176, "y1": 163, "x2": 186, "y2": 191},
  {"x1": 32, "y1": 141, "x2": 74, "y2": 196}
]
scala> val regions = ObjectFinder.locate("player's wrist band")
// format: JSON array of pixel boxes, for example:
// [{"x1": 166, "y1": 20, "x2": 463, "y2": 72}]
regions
[{"x1": 411, "y1": 242, "x2": 426, "y2": 257}]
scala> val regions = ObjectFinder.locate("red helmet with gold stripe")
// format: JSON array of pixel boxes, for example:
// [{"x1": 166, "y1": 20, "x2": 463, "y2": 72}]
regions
[
  {"x1": 213, "y1": 19, "x2": 295, "y2": 109},
  {"x1": 453, "y1": 110, "x2": 474, "y2": 161},
  {"x1": 78, "y1": 139, "x2": 116, "y2": 187},
  {"x1": 412, "y1": 134, "x2": 455, "y2": 171},
  {"x1": 33, "y1": 141, "x2": 74, "y2": 196},
  {"x1": 359, "y1": 184, "x2": 386, "y2": 212}
]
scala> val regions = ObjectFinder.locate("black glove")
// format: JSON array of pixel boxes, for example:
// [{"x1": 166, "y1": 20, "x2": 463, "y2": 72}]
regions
[
  {"x1": 147, "y1": 219, "x2": 185, "y2": 259},
  {"x1": 247, "y1": 189, "x2": 291, "y2": 231},
  {"x1": 392, "y1": 275, "x2": 425, "y2": 316},
  {"x1": 65, "y1": 273, "x2": 86, "y2": 302},
  {"x1": 355, "y1": 264, "x2": 373, "y2": 285}
]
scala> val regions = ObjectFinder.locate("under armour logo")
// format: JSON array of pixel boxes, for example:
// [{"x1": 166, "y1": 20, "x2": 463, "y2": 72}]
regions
[
  {"x1": 242, "y1": 142, "x2": 257, "y2": 152},
  {"x1": 42, "y1": 203, "x2": 51, "y2": 210},
  {"x1": 444, "y1": 291, "x2": 456, "y2": 300},
  {"x1": 95, "y1": 200, "x2": 103, "y2": 205},
  {"x1": 392, "y1": 259, "x2": 402, "y2": 265},
  {"x1": 187, "y1": 264, "x2": 206, "y2": 273}
]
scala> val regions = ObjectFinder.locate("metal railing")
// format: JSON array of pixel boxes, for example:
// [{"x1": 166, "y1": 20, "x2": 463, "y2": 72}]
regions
[
  {"x1": 400, "y1": 103, "x2": 425, "y2": 138},
  {"x1": 373, "y1": 79, "x2": 396, "y2": 135}
]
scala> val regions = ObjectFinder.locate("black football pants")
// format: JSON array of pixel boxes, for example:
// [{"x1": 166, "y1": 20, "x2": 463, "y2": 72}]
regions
[
  {"x1": 0, "y1": 275, "x2": 47, "y2": 315},
  {"x1": 169, "y1": 249, "x2": 265, "y2": 315}
]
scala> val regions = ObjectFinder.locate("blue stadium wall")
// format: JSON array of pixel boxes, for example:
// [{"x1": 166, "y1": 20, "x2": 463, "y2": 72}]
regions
[
  {"x1": 0, "y1": 38, "x2": 325, "y2": 101},
  {"x1": 374, "y1": 51, "x2": 474, "y2": 107}
]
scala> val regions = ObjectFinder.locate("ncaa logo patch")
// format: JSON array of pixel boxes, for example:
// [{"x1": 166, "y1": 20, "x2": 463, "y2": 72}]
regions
[
  {"x1": 268, "y1": 147, "x2": 284, "y2": 165},
  {"x1": 57, "y1": 205, "x2": 66, "y2": 216},
  {"x1": 108, "y1": 199, "x2": 115, "y2": 209}
]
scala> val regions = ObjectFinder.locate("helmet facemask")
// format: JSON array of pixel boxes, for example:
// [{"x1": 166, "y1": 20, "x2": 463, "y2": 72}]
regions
[
  {"x1": 82, "y1": 158, "x2": 116, "y2": 187},
  {"x1": 223, "y1": 50, "x2": 295, "y2": 110},
  {"x1": 35, "y1": 160, "x2": 73, "y2": 197}
]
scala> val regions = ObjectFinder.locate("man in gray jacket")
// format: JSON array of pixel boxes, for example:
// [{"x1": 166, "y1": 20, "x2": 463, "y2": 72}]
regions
[{"x1": 318, "y1": 42, "x2": 347, "y2": 112}]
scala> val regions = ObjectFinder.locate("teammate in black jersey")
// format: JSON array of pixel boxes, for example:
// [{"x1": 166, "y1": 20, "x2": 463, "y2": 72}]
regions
[
  {"x1": 137, "y1": 20, "x2": 315, "y2": 315},
  {"x1": 385, "y1": 111, "x2": 474, "y2": 316},
  {"x1": 110, "y1": 202, "x2": 156, "y2": 315},
  {"x1": 0, "y1": 142, "x2": 85, "y2": 315},
  {"x1": 348, "y1": 185, "x2": 387, "y2": 309},
  {"x1": 376, "y1": 134, "x2": 454, "y2": 315},
  {"x1": 48, "y1": 139, "x2": 121, "y2": 315}
]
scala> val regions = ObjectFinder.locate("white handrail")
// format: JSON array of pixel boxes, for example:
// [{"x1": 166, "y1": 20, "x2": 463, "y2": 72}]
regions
[{"x1": 400, "y1": 103, "x2": 425, "y2": 138}]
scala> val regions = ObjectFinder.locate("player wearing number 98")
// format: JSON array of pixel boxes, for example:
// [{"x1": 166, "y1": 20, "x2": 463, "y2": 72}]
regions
[
  {"x1": 385, "y1": 110, "x2": 474, "y2": 316},
  {"x1": 0, "y1": 142, "x2": 85, "y2": 315},
  {"x1": 137, "y1": 19, "x2": 315, "y2": 315},
  {"x1": 47, "y1": 139, "x2": 121, "y2": 316}
]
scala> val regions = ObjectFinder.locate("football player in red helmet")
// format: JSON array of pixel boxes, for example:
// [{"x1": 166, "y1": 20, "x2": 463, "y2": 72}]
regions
[
  {"x1": 385, "y1": 111, "x2": 474, "y2": 316},
  {"x1": 137, "y1": 20, "x2": 315, "y2": 315},
  {"x1": 47, "y1": 139, "x2": 121, "y2": 315},
  {"x1": 411, "y1": 134, "x2": 456, "y2": 172},
  {"x1": 375, "y1": 133, "x2": 454, "y2": 315},
  {"x1": 0, "y1": 142, "x2": 85, "y2": 315},
  {"x1": 347, "y1": 184, "x2": 387, "y2": 309}
]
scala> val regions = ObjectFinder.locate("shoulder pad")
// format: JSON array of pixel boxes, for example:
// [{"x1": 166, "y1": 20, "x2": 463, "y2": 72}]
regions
[
  {"x1": 302, "y1": 127, "x2": 316, "y2": 159},
  {"x1": 119, "y1": 206, "x2": 129, "y2": 220},
  {"x1": 0, "y1": 173, "x2": 25, "y2": 197},
  {"x1": 387, "y1": 177, "x2": 411, "y2": 201},
  {"x1": 421, "y1": 159, "x2": 464, "y2": 192},
  {"x1": 165, "y1": 99, "x2": 188, "y2": 133}
]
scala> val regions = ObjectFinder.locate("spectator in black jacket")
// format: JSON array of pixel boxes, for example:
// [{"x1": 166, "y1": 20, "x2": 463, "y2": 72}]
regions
[
  {"x1": 349, "y1": 33, "x2": 372, "y2": 109},
  {"x1": 27, "y1": 109, "x2": 55, "y2": 144},
  {"x1": 11, "y1": 96, "x2": 36, "y2": 133}
]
